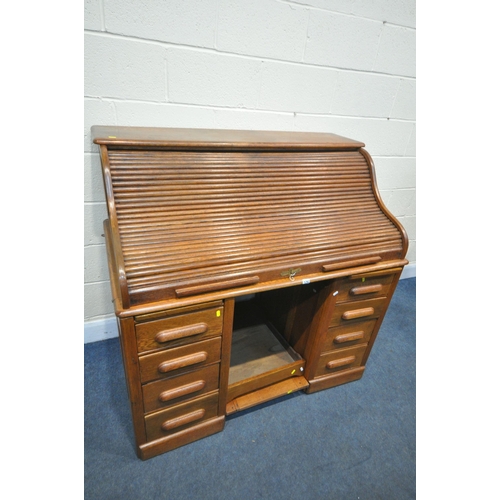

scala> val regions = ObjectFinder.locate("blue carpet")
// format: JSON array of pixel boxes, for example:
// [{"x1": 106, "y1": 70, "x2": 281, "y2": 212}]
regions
[{"x1": 85, "y1": 278, "x2": 415, "y2": 499}]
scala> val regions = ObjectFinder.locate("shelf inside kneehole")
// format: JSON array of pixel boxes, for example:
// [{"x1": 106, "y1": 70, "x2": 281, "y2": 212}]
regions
[{"x1": 226, "y1": 292, "x2": 307, "y2": 412}]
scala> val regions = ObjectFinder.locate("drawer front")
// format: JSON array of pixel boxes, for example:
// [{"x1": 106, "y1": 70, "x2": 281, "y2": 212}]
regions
[
  {"x1": 323, "y1": 319, "x2": 377, "y2": 351},
  {"x1": 145, "y1": 392, "x2": 219, "y2": 442},
  {"x1": 333, "y1": 272, "x2": 395, "y2": 303},
  {"x1": 139, "y1": 337, "x2": 222, "y2": 383},
  {"x1": 315, "y1": 344, "x2": 367, "y2": 378},
  {"x1": 329, "y1": 297, "x2": 389, "y2": 328},
  {"x1": 136, "y1": 306, "x2": 223, "y2": 354},
  {"x1": 143, "y1": 363, "x2": 220, "y2": 414}
]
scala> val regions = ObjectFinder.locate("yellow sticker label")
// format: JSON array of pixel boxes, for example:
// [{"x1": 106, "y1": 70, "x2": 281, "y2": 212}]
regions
[
  {"x1": 216, "y1": 310, "x2": 221, "y2": 317},
  {"x1": 108, "y1": 136, "x2": 116, "y2": 138},
  {"x1": 291, "y1": 369, "x2": 296, "y2": 375},
  {"x1": 287, "y1": 390, "x2": 293, "y2": 394},
  {"x1": 362, "y1": 277, "x2": 366, "y2": 282}
]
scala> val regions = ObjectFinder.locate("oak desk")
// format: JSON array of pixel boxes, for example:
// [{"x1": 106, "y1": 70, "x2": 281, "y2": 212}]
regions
[{"x1": 92, "y1": 126, "x2": 408, "y2": 460}]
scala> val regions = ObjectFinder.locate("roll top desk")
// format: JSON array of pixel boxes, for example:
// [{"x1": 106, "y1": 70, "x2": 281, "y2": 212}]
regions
[{"x1": 92, "y1": 126, "x2": 408, "y2": 460}]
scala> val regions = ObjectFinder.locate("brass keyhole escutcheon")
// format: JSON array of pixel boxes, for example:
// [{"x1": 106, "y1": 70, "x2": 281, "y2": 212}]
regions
[{"x1": 280, "y1": 267, "x2": 302, "y2": 281}]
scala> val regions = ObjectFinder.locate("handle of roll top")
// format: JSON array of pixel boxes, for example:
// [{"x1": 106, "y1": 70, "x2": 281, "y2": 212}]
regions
[
  {"x1": 322, "y1": 256, "x2": 382, "y2": 272},
  {"x1": 175, "y1": 276, "x2": 260, "y2": 298}
]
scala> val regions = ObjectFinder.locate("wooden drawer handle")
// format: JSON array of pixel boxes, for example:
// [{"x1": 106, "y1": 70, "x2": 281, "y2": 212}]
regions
[
  {"x1": 158, "y1": 380, "x2": 207, "y2": 403},
  {"x1": 342, "y1": 307, "x2": 375, "y2": 320},
  {"x1": 326, "y1": 356, "x2": 356, "y2": 370},
  {"x1": 155, "y1": 323, "x2": 208, "y2": 344},
  {"x1": 161, "y1": 409, "x2": 206, "y2": 431},
  {"x1": 350, "y1": 284, "x2": 383, "y2": 296},
  {"x1": 157, "y1": 352, "x2": 208, "y2": 374},
  {"x1": 334, "y1": 331, "x2": 365, "y2": 344},
  {"x1": 175, "y1": 276, "x2": 260, "y2": 298}
]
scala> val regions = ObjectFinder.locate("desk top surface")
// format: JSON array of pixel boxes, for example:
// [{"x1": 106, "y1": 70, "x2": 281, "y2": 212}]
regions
[{"x1": 92, "y1": 126, "x2": 365, "y2": 150}]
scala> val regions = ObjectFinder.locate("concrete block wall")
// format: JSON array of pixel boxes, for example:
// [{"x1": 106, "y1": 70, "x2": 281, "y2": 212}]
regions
[{"x1": 84, "y1": 0, "x2": 416, "y2": 343}]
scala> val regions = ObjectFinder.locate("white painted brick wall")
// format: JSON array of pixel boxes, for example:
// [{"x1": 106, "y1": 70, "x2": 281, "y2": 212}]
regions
[
  {"x1": 259, "y1": 61, "x2": 337, "y2": 113},
  {"x1": 84, "y1": 0, "x2": 416, "y2": 338},
  {"x1": 167, "y1": 48, "x2": 263, "y2": 107},
  {"x1": 304, "y1": 10, "x2": 383, "y2": 70},
  {"x1": 217, "y1": 0, "x2": 309, "y2": 60}
]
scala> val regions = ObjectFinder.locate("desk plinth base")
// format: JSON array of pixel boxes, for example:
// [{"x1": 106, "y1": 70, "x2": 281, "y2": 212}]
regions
[{"x1": 305, "y1": 367, "x2": 365, "y2": 394}]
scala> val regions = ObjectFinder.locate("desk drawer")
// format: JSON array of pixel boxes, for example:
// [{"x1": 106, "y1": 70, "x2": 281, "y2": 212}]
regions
[
  {"x1": 315, "y1": 345, "x2": 367, "y2": 377},
  {"x1": 145, "y1": 392, "x2": 219, "y2": 442},
  {"x1": 329, "y1": 297, "x2": 388, "y2": 328},
  {"x1": 136, "y1": 306, "x2": 223, "y2": 353},
  {"x1": 323, "y1": 319, "x2": 377, "y2": 351},
  {"x1": 333, "y1": 272, "x2": 395, "y2": 303},
  {"x1": 143, "y1": 363, "x2": 220, "y2": 413},
  {"x1": 139, "y1": 337, "x2": 222, "y2": 383}
]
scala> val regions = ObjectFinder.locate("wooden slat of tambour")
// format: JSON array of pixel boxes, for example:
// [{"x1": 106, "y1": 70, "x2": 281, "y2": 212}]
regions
[
  {"x1": 112, "y1": 176, "x2": 370, "y2": 185},
  {"x1": 111, "y1": 172, "x2": 371, "y2": 181},
  {"x1": 112, "y1": 184, "x2": 372, "y2": 198},
  {"x1": 108, "y1": 150, "x2": 364, "y2": 159},
  {"x1": 105, "y1": 149, "x2": 403, "y2": 296},
  {"x1": 110, "y1": 169, "x2": 371, "y2": 179},
  {"x1": 108, "y1": 158, "x2": 369, "y2": 167},
  {"x1": 110, "y1": 161, "x2": 369, "y2": 169},
  {"x1": 111, "y1": 171, "x2": 369, "y2": 179},
  {"x1": 111, "y1": 157, "x2": 367, "y2": 162},
  {"x1": 110, "y1": 171, "x2": 366, "y2": 177},
  {"x1": 111, "y1": 178, "x2": 371, "y2": 188},
  {"x1": 110, "y1": 164, "x2": 369, "y2": 173},
  {"x1": 111, "y1": 171, "x2": 369, "y2": 180},
  {"x1": 109, "y1": 155, "x2": 368, "y2": 163},
  {"x1": 109, "y1": 169, "x2": 370, "y2": 183},
  {"x1": 109, "y1": 159, "x2": 369, "y2": 168}
]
